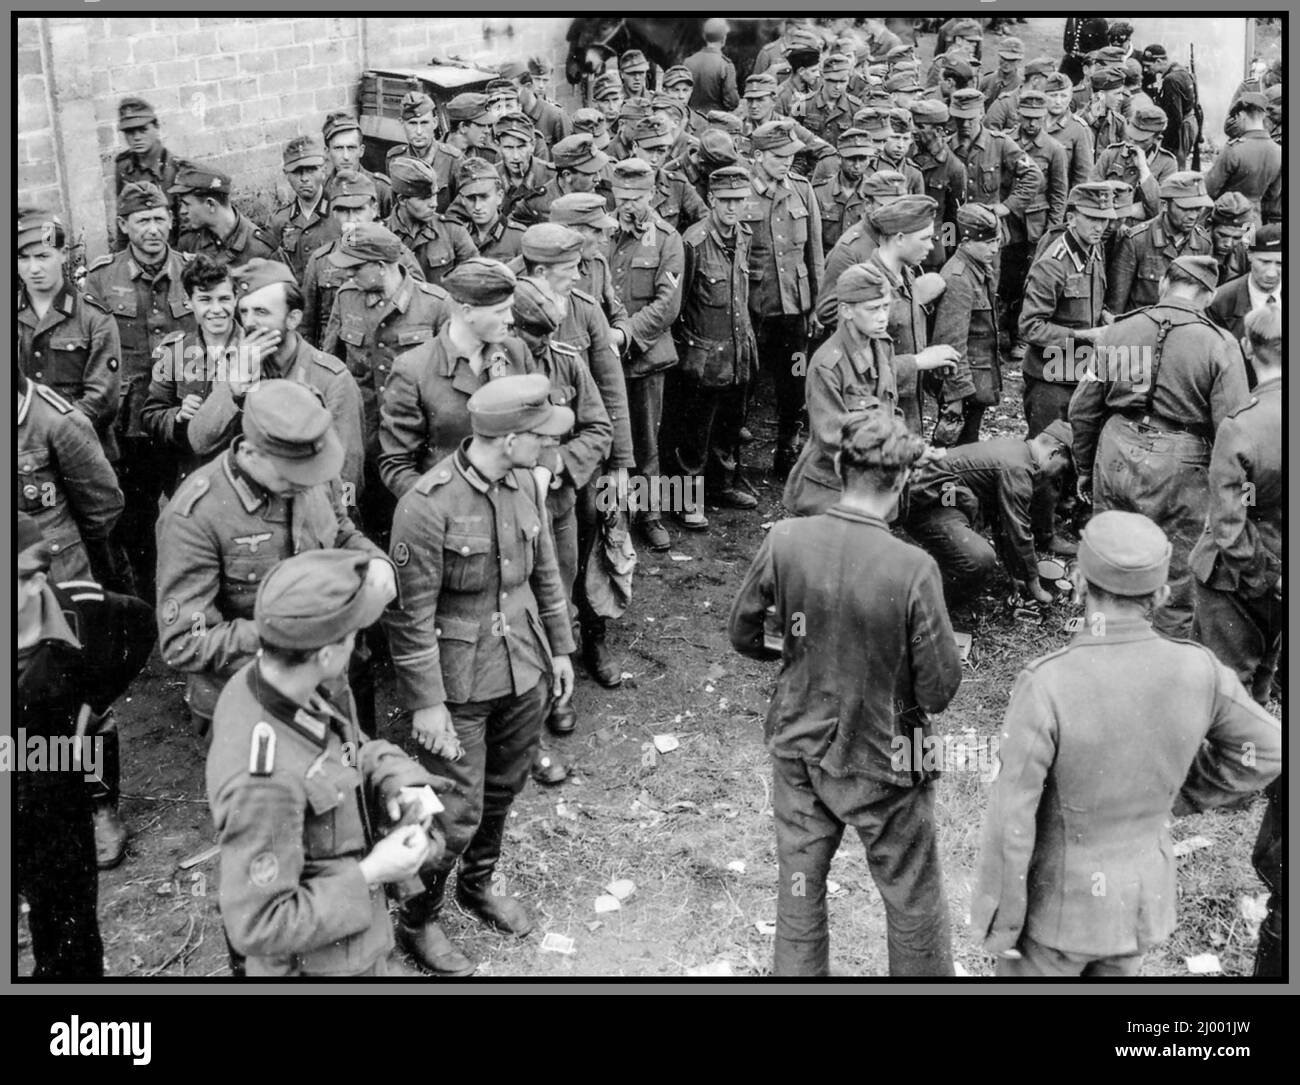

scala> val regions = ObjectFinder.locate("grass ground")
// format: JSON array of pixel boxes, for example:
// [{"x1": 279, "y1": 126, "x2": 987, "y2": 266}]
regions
[{"x1": 18, "y1": 17, "x2": 1278, "y2": 981}]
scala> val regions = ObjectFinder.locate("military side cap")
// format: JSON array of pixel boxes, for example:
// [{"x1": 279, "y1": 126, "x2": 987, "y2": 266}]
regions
[
  {"x1": 951, "y1": 18, "x2": 982, "y2": 39},
  {"x1": 854, "y1": 107, "x2": 889, "y2": 133},
  {"x1": 486, "y1": 78, "x2": 518, "y2": 100},
  {"x1": 708, "y1": 165, "x2": 752, "y2": 198},
  {"x1": 1040, "y1": 419, "x2": 1073, "y2": 457},
  {"x1": 443, "y1": 257, "x2": 517, "y2": 306},
  {"x1": 886, "y1": 107, "x2": 914, "y2": 133},
  {"x1": 744, "y1": 73, "x2": 779, "y2": 99},
  {"x1": 321, "y1": 110, "x2": 361, "y2": 143},
  {"x1": 884, "y1": 44, "x2": 915, "y2": 64},
  {"x1": 17, "y1": 207, "x2": 58, "y2": 251},
  {"x1": 940, "y1": 56, "x2": 975, "y2": 82},
  {"x1": 494, "y1": 111, "x2": 536, "y2": 145},
  {"x1": 1043, "y1": 71, "x2": 1072, "y2": 92},
  {"x1": 255, "y1": 550, "x2": 388, "y2": 650},
  {"x1": 837, "y1": 128, "x2": 875, "y2": 157},
  {"x1": 1249, "y1": 223, "x2": 1282, "y2": 253},
  {"x1": 618, "y1": 99, "x2": 652, "y2": 126},
  {"x1": 767, "y1": 59, "x2": 792, "y2": 80},
  {"x1": 447, "y1": 93, "x2": 491, "y2": 124},
  {"x1": 512, "y1": 276, "x2": 564, "y2": 335},
  {"x1": 885, "y1": 71, "x2": 923, "y2": 93},
  {"x1": 498, "y1": 60, "x2": 530, "y2": 83},
  {"x1": 862, "y1": 88, "x2": 896, "y2": 110},
  {"x1": 650, "y1": 92, "x2": 687, "y2": 121},
  {"x1": 998, "y1": 37, "x2": 1026, "y2": 60},
  {"x1": 283, "y1": 134, "x2": 325, "y2": 170},
  {"x1": 401, "y1": 91, "x2": 436, "y2": 121},
  {"x1": 468, "y1": 372, "x2": 573, "y2": 437},
  {"x1": 592, "y1": 72, "x2": 623, "y2": 101},
  {"x1": 1025, "y1": 56, "x2": 1058, "y2": 77},
  {"x1": 1140, "y1": 44, "x2": 1168, "y2": 62},
  {"x1": 1211, "y1": 191, "x2": 1253, "y2": 227},
  {"x1": 663, "y1": 65, "x2": 694, "y2": 87},
  {"x1": 552, "y1": 133, "x2": 608, "y2": 173},
  {"x1": 117, "y1": 96, "x2": 157, "y2": 131},
  {"x1": 619, "y1": 49, "x2": 650, "y2": 73},
  {"x1": 1069, "y1": 182, "x2": 1118, "y2": 218},
  {"x1": 231, "y1": 257, "x2": 296, "y2": 298},
  {"x1": 706, "y1": 110, "x2": 744, "y2": 134},
  {"x1": 1159, "y1": 171, "x2": 1212, "y2": 208},
  {"x1": 611, "y1": 157, "x2": 656, "y2": 195},
  {"x1": 1106, "y1": 181, "x2": 1141, "y2": 219},
  {"x1": 1090, "y1": 46, "x2": 1128, "y2": 66},
  {"x1": 521, "y1": 222, "x2": 584, "y2": 265},
  {"x1": 1236, "y1": 91, "x2": 1269, "y2": 113},
  {"x1": 956, "y1": 202, "x2": 999, "y2": 242},
  {"x1": 697, "y1": 128, "x2": 740, "y2": 167},
  {"x1": 752, "y1": 119, "x2": 805, "y2": 155},
  {"x1": 1078, "y1": 510, "x2": 1171, "y2": 596},
  {"x1": 17, "y1": 510, "x2": 52, "y2": 575},
  {"x1": 1018, "y1": 90, "x2": 1048, "y2": 118},
  {"x1": 242, "y1": 379, "x2": 343, "y2": 487},
  {"x1": 167, "y1": 162, "x2": 232, "y2": 197},
  {"x1": 549, "y1": 192, "x2": 616, "y2": 230},
  {"x1": 837, "y1": 263, "x2": 891, "y2": 306},
  {"x1": 528, "y1": 54, "x2": 552, "y2": 77},
  {"x1": 457, "y1": 156, "x2": 502, "y2": 194},
  {"x1": 389, "y1": 156, "x2": 439, "y2": 199},
  {"x1": 909, "y1": 99, "x2": 949, "y2": 125},
  {"x1": 572, "y1": 107, "x2": 608, "y2": 136},
  {"x1": 325, "y1": 168, "x2": 377, "y2": 207},
  {"x1": 118, "y1": 181, "x2": 168, "y2": 218},
  {"x1": 868, "y1": 194, "x2": 938, "y2": 234},
  {"x1": 1169, "y1": 254, "x2": 1220, "y2": 291},
  {"x1": 1091, "y1": 66, "x2": 1124, "y2": 92},
  {"x1": 822, "y1": 54, "x2": 853, "y2": 76},
  {"x1": 631, "y1": 113, "x2": 673, "y2": 148},
  {"x1": 1129, "y1": 104, "x2": 1169, "y2": 134},
  {"x1": 860, "y1": 170, "x2": 909, "y2": 199},
  {"x1": 783, "y1": 27, "x2": 822, "y2": 55},
  {"x1": 327, "y1": 221, "x2": 404, "y2": 266},
  {"x1": 948, "y1": 89, "x2": 985, "y2": 119}
]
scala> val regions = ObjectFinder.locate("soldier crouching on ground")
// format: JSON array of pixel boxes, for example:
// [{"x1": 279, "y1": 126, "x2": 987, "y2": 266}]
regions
[
  {"x1": 385, "y1": 375, "x2": 576, "y2": 976},
  {"x1": 207, "y1": 549, "x2": 452, "y2": 978},
  {"x1": 730, "y1": 411, "x2": 962, "y2": 977}
]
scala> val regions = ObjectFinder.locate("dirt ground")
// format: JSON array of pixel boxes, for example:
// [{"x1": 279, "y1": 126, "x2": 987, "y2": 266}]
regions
[{"x1": 19, "y1": 16, "x2": 1277, "y2": 981}]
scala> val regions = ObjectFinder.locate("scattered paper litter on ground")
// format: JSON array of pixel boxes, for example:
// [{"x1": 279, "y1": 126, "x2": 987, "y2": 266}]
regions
[{"x1": 539, "y1": 933, "x2": 575, "y2": 955}]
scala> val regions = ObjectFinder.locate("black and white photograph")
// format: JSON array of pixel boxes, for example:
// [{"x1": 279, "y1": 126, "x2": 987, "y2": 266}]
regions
[{"x1": 11, "y1": 6, "x2": 1286, "y2": 1010}]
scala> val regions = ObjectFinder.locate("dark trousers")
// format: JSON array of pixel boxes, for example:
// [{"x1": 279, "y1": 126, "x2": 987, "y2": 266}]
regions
[
  {"x1": 660, "y1": 370, "x2": 747, "y2": 491},
  {"x1": 771, "y1": 755, "x2": 954, "y2": 977},
  {"x1": 1193, "y1": 581, "x2": 1283, "y2": 706},
  {"x1": 998, "y1": 239, "x2": 1035, "y2": 342},
  {"x1": 995, "y1": 934, "x2": 1143, "y2": 977},
  {"x1": 752, "y1": 314, "x2": 808, "y2": 449},
  {"x1": 360, "y1": 458, "x2": 397, "y2": 551},
  {"x1": 625, "y1": 372, "x2": 666, "y2": 519},
  {"x1": 906, "y1": 507, "x2": 999, "y2": 604},
  {"x1": 404, "y1": 679, "x2": 550, "y2": 921},
  {"x1": 17, "y1": 778, "x2": 103, "y2": 978},
  {"x1": 114, "y1": 436, "x2": 168, "y2": 603},
  {"x1": 1023, "y1": 375, "x2": 1076, "y2": 542},
  {"x1": 1252, "y1": 779, "x2": 1282, "y2": 978},
  {"x1": 1094, "y1": 417, "x2": 1211, "y2": 638},
  {"x1": 573, "y1": 481, "x2": 606, "y2": 633}
]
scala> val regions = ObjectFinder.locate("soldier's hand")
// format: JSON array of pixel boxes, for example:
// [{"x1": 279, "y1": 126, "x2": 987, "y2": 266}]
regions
[
  {"x1": 807, "y1": 314, "x2": 824, "y2": 339},
  {"x1": 359, "y1": 824, "x2": 430, "y2": 886},
  {"x1": 365, "y1": 558, "x2": 398, "y2": 606},
  {"x1": 613, "y1": 467, "x2": 631, "y2": 509},
  {"x1": 912, "y1": 272, "x2": 947, "y2": 306},
  {"x1": 177, "y1": 393, "x2": 205, "y2": 421},
  {"x1": 1136, "y1": 149, "x2": 1152, "y2": 180},
  {"x1": 385, "y1": 784, "x2": 443, "y2": 827},
  {"x1": 1076, "y1": 476, "x2": 1093, "y2": 504},
  {"x1": 412, "y1": 704, "x2": 463, "y2": 761},
  {"x1": 243, "y1": 326, "x2": 282, "y2": 366},
  {"x1": 552, "y1": 654, "x2": 575, "y2": 706},
  {"x1": 915, "y1": 344, "x2": 959, "y2": 372}
]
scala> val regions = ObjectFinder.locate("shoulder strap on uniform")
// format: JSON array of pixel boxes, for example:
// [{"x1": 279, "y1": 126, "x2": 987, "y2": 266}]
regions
[
  {"x1": 1143, "y1": 312, "x2": 1177, "y2": 416},
  {"x1": 85, "y1": 253, "x2": 115, "y2": 274},
  {"x1": 81, "y1": 291, "x2": 111, "y2": 314},
  {"x1": 35, "y1": 384, "x2": 75, "y2": 413},
  {"x1": 309, "y1": 347, "x2": 346, "y2": 373},
  {"x1": 248, "y1": 721, "x2": 276, "y2": 776},
  {"x1": 569, "y1": 286, "x2": 597, "y2": 306},
  {"x1": 174, "y1": 473, "x2": 211, "y2": 516}
]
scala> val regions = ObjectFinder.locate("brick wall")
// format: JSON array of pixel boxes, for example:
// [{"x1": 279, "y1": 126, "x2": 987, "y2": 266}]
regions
[{"x1": 19, "y1": 16, "x2": 575, "y2": 258}]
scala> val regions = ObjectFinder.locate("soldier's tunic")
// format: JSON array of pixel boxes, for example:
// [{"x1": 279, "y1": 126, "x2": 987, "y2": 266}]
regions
[
  {"x1": 811, "y1": 169, "x2": 868, "y2": 256},
  {"x1": 815, "y1": 220, "x2": 880, "y2": 329},
  {"x1": 498, "y1": 157, "x2": 557, "y2": 228},
  {"x1": 462, "y1": 213, "x2": 527, "y2": 262},
  {"x1": 797, "y1": 86, "x2": 863, "y2": 146},
  {"x1": 651, "y1": 166, "x2": 709, "y2": 233},
  {"x1": 385, "y1": 142, "x2": 462, "y2": 214},
  {"x1": 1045, "y1": 110, "x2": 1095, "y2": 189},
  {"x1": 177, "y1": 210, "x2": 286, "y2": 270},
  {"x1": 932, "y1": 244, "x2": 1001, "y2": 444},
  {"x1": 1091, "y1": 141, "x2": 1177, "y2": 221},
  {"x1": 299, "y1": 236, "x2": 426, "y2": 349},
  {"x1": 385, "y1": 203, "x2": 479, "y2": 287},
  {"x1": 113, "y1": 143, "x2": 181, "y2": 249},
  {"x1": 913, "y1": 146, "x2": 969, "y2": 273},
  {"x1": 267, "y1": 194, "x2": 338, "y2": 281},
  {"x1": 1002, "y1": 129, "x2": 1069, "y2": 338},
  {"x1": 1203, "y1": 129, "x2": 1282, "y2": 224},
  {"x1": 1105, "y1": 213, "x2": 1213, "y2": 313},
  {"x1": 1089, "y1": 109, "x2": 1127, "y2": 159}
]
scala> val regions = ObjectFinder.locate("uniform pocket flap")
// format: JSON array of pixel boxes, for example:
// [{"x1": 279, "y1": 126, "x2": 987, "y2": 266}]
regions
[
  {"x1": 443, "y1": 532, "x2": 491, "y2": 557},
  {"x1": 170, "y1": 298, "x2": 194, "y2": 319},
  {"x1": 395, "y1": 328, "x2": 431, "y2": 346},
  {"x1": 339, "y1": 324, "x2": 366, "y2": 347},
  {"x1": 51, "y1": 336, "x2": 89, "y2": 351},
  {"x1": 630, "y1": 254, "x2": 660, "y2": 269},
  {"x1": 434, "y1": 615, "x2": 480, "y2": 642},
  {"x1": 304, "y1": 767, "x2": 357, "y2": 816}
]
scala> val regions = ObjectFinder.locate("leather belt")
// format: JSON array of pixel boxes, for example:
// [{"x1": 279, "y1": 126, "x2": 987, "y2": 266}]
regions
[{"x1": 1118, "y1": 410, "x2": 1211, "y2": 440}]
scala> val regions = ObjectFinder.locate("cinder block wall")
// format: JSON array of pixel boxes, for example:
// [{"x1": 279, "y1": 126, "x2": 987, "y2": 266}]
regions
[{"x1": 18, "y1": 16, "x2": 576, "y2": 259}]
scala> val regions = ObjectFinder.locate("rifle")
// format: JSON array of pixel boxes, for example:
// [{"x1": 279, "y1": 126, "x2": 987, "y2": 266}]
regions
[{"x1": 1189, "y1": 44, "x2": 1204, "y2": 170}]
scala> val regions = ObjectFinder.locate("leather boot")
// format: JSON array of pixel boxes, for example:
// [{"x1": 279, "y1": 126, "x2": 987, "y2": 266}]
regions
[
  {"x1": 531, "y1": 745, "x2": 569, "y2": 786},
  {"x1": 581, "y1": 618, "x2": 622, "y2": 688},
  {"x1": 398, "y1": 871, "x2": 475, "y2": 976},
  {"x1": 456, "y1": 811, "x2": 536, "y2": 936},
  {"x1": 90, "y1": 726, "x2": 127, "y2": 870},
  {"x1": 546, "y1": 699, "x2": 576, "y2": 735},
  {"x1": 639, "y1": 514, "x2": 671, "y2": 551}
]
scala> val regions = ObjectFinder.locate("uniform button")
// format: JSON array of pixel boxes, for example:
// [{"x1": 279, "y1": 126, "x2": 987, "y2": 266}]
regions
[
  {"x1": 248, "y1": 572, "x2": 257, "y2": 581},
  {"x1": 35, "y1": 371, "x2": 43, "y2": 379},
  {"x1": 51, "y1": 542, "x2": 62, "y2": 553},
  {"x1": 500, "y1": 592, "x2": 508, "y2": 601},
  {"x1": 34, "y1": 351, "x2": 41, "y2": 358},
  {"x1": 461, "y1": 546, "x2": 470, "y2": 555},
  {"x1": 503, "y1": 558, "x2": 509, "y2": 565},
  {"x1": 23, "y1": 485, "x2": 38, "y2": 500}
]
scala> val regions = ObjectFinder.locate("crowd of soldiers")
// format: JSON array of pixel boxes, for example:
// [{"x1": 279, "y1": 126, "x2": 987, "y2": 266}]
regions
[{"x1": 16, "y1": 15, "x2": 1283, "y2": 980}]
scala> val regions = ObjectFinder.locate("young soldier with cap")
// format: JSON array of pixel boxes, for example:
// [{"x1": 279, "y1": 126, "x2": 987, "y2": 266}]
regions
[
  {"x1": 18, "y1": 209, "x2": 121, "y2": 451},
  {"x1": 445, "y1": 93, "x2": 499, "y2": 164},
  {"x1": 1018, "y1": 181, "x2": 1116, "y2": 556},
  {"x1": 1207, "y1": 192, "x2": 1254, "y2": 286},
  {"x1": 659, "y1": 65, "x2": 707, "y2": 138},
  {"x1": 17, "y1": 512, "x2": 154, "y2": 973},
  {"x1": 321, "y1": 222, "x2": 452, "y2": 537},
  {"x1": 627, "y1": 113, "x2": 707, "y2": 233},
  {"x1": 815, "y1": 169, "x2": 910, "y2": 327},
  {"x1": 979, "y1": 36, "x2": 1025, "y2": 107},
  {"x1": 1083, "y1": 67, "x2": 1128, "y2": 155},
  {"x1": 1209, "y1": 223, "x2": 1283, "y2": 350},
  {"x1": 1041, "y1": 71, "x2": 1094, "y2": 190},
  {"x1": 984, "y1": 56, "x2": 1057, "y2": 132},
  {"x1": 112, "y1": 96, "x2": 180, "y2": 250},
  {"x1": 386, "y1": 374, "x2": 576, "y2": 974},
  {"x1": 379, "y1": 257, "x2": 534, "y2": 499},
  {"x1": 484, "y1": 82, "x2": 547, "y2": 163},
  {"x1": 1140, "y1": 45, "x2": 1199, "y2": 169},
  {"x1": 156, "y1": 379, "x2": 389, "y2": 737},
  {"x1": 798, "y1": 54, "x2": 861, "y2": 146},
  {"x1": 385, "y1": 156, "x2": 479, "y2": 286},
  {"x1": 606, "y1": 157, "x2": 685, "y2": 551},
  {"x1": 731, "y1": 410, "x2": 961, "y2": 977},
  {"x1": 905, "y1": 420, "x2": 1075, "y2": 606},
  {"x1": 268, "y1": 135, "x2": 334, "y2": 280},
  {"x1": 735, "y1": 74, "x2": 835, "y2": 169},
  {"x1": 618, "y1": 49, "x2": 652, "y2": 103},
  {"x1": 909, "y1": 100, "x2": 968, "y2": 274},
  {"x1": 932, "y1": 203, "x2": 1003, "y2": 444},
  {"x1": 572, "y1": 107, "x2": 614, "y2": 154},
  {"x1": 448, "y1": 157, "x2": 526, "y2": 261},
  {"x1": 1106, "y1": 171, "x2": 1213, "y2": 313},
  {"x1": 591, "y1": 72, "x2": 626, "y2": 130},
  {"x1": 873, "y1": 108, "x2": 927, "y2": 196},
  {"x1": 321, "y1": 110, "x2": 394, "y2": 219},
  {"x1": 973, "y1": 510, "x2": 1280, "y2": 978},
  {"x1": 299, "y1": 169, "x2": 426, "y2": 348},
  {"x1": 684, "y1": 18, "x2": 739, "y2": 114},
  {"x1": 813, "y1": 128, "x2": 873, "y2": 256},
  {"x1": 498, "y1": 60, "x2": 572, "y2": 149},
  {"x1": 1091, "y1": 105, "x2": 1177, "y2": 222},
  {"x1": 173, "y1": 162, "x2": 284, "y2": 269},
  {"x1": 1204, "y1": 93, "x2": 1282, "y2": 226},
  {"x1": 84, "y1": 181, "x2": 198, "y2": 600},
  {"x1": 1071, "y1": 254, "x2": 1249, "y2": 637},
  {"x1": 207, "y1": 548, "x2": 447, "y2": 978},
  {"x1": 493, "y1": 111, "x2": 555, "y2": 227},
  {"x1": 662, "y1": 165, "x2": 760, "y2": 526},
  {"x1": 649, "y1": 93, "x2": 697, "y2": 164},
  {"x1": 539, "y1": 133, "x2": 612, "y2": 212},
  {"x1": 384, "y1": 90, "x2": 463, "y2": 214},
  {"x1": 670, "y1": 127, "x2": 742, "y2": 206}
]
